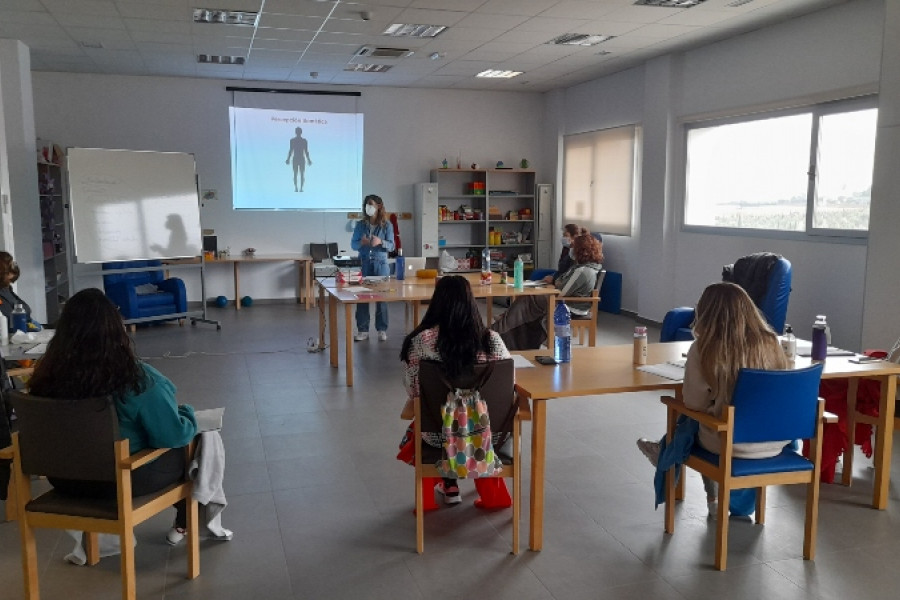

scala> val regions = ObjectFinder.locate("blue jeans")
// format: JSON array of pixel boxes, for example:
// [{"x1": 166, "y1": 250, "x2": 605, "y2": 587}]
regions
[{"x1": 356, "y1": 252, "x2": 389, "y2": 332}]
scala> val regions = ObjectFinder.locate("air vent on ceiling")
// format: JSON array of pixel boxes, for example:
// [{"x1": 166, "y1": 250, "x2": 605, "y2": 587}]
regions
[
  {"x1": 355, "y1": 46, "x2": 413, "y2": 59},
  {"x1": 198, "y1": 54, "x2": 245, "y2": 65}
]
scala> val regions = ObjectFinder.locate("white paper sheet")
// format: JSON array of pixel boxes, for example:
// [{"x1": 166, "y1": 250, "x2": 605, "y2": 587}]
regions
[{"x1": 637, "y1": 363, "x2": 685, "y2": 381}]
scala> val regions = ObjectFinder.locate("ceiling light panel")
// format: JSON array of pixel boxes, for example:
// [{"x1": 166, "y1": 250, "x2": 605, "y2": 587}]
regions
[
  {"x1": 193, "y1": 8, "x2": 259, "y2": 26},
  {"x1": 633, "y1": 0, "x2": 706, "y2": 6},
  {"x1": 344, "y1": 63, "x2": 393, "y2": 73},
  {"x1": 197, "y1": 54, "x2": 246, "y2": 65},
  {"x1": 547, "y1": 33, "x2": 615, "y2": 47},
  {"x1": 382, "y1": 24, "x2": 447, "y2": 38},
  {"x1": 476, "y1": 70, "x2": 523, "y2": 79}
]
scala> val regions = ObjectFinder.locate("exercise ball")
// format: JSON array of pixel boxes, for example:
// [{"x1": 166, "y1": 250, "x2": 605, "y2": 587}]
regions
[
  {"x1": 215, "y1": 295, "x2": 228, "y2": 308},
  {"x1": 240, "y1": 295, "x2": 253, "y2": 307}
]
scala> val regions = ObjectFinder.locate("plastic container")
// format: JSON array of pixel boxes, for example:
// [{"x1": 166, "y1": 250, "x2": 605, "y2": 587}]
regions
[
  {"x1": 513, "y1": 256, "x2": 524, "y2": 290},
  {"x1": 633, "y1": 326, "x2": 648, "y2": 365},
  {"x1": 395, "y1": 248, "x2": 405, "y2": 280},
  {"x1": 480, "y1": 247, "x2": 492, "y2": 285},
  {"x1": 11, "y1": 303, "x2": 27, "y2": 333},
  {"x1": 553, "y1": 302, "x2": 571, "y2": 363},
  {"x1": 811, "y1": 315, "x2": 828, "y2": 361},
  {"x1": 781, "y1": 324, "x2": 796, "y2": 360}
]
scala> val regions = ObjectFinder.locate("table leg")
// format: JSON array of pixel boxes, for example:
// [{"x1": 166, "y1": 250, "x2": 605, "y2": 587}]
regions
[
  {"x1": 305, "y1": 260, "x2": 312, "y2": 310},
  {"x1": 872, "y1": 375, "x2": 896, "y2": 509},
  {"x1": 329, "y1": 295, "x2": 338, "y2": 368},
  {"x1": 529, "y1": 399, "x2": 547, "y2": 551},
  {"x1": 842, "y1": 378, "x2": 859, "y2": 487},
  {"x1": 345, "y1": 303, "x2": 354, "y2": 387},
  {"x1": 413, "y1": 301, "x2": 421, "y2": 327},
  {"x1": 233, "y1": 262, "x2": 241, "y2": 310},
  {"x1": 486, "y1": 298, "x2": 493, "y2": 324},
  {"x1": 318, "y1": 283, "x2": 326, "y2": 349}
]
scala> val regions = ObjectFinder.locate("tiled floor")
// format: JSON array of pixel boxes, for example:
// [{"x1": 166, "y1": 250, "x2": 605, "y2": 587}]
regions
[{"x1": 2, "y1": 302, "x2": 900, "y2": 599}]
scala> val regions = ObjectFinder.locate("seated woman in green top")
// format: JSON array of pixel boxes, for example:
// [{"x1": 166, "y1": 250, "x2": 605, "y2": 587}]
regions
[{"x1": 28, "y1": 288, "x2": 197, "y2": 545}]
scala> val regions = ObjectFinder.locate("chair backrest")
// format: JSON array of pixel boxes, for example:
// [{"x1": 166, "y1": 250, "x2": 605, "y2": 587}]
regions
[
  {"x1": 9, "y1": 391, "x2": 120, "y2": 482},
  {"x1": 102, "y1": 260, "x2": 165, "y2": 286},
  {"x1": 730, "y1": 364, "x2": 823, "y2": 444},
  {"x1": 723, "y1": 254, "x2": 792, "y2": 334},
  {"x1": 310, "y1": 242, "x2": 339, "y2": 262},
  {"x1": 594, "y1": 269, "x2": 606, "y2": 295},
  {"x1": 417, "y1": 359, "x2": 515, "y2": 436}
]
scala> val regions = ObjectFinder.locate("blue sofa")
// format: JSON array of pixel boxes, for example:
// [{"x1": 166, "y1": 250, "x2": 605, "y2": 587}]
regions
[{"x1": 102, "y1": 260, "x2": 187, "y2": 322}]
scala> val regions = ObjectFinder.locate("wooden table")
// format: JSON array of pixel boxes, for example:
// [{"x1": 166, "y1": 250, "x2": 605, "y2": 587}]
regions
[
  {"x1": 317, "y1": 273, "x2": 559, "y2": 387},
  {"x1": 513, "y1": 342, "x2": 900, "y2": 551},
  {"x1": 176, "y1": 255, "x2": 314, "y2": 310}
]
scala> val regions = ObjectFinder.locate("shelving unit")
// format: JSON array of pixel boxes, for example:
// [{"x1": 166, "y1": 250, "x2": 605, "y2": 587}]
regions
[
  {"x1": 423, "y1": 168, "x2": 537, "y2": 273},
  {"x1": 37, "y1": 154, "x2": 71, "y2": 325}
]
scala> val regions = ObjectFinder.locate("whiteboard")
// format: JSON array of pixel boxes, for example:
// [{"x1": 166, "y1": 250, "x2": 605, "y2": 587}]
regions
[{"x1": 67, "y1": 148, "x2": 202, "y2": 263}]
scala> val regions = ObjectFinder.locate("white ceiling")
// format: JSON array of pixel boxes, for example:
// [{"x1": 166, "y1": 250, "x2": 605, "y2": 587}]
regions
[{"x1": 0, "y1": 0, "x2": 847, "y2": 92}]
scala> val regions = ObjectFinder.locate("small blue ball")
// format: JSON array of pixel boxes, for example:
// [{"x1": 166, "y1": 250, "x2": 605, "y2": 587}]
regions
[
  {"x1": 215, "y1": 295, "x2": 228, "y2": 308},
  {"x1": 240, "y1": 295, "x2": 253, "y2": 307}
]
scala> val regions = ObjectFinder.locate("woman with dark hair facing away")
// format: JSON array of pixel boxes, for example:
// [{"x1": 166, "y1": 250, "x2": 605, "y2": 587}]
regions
[
  {"x1": 351, "y1": 194, "x2": 395, "y2": 342},
  {"x1": 636, "y1": 282, "x2": 790, "y2": 518},
  {"x1": 397, "y1": 275, "x2": 513, "y2": 510},
  {"x1": 492, "y1": 233, "x2": 604, "y2": 351},
  {"x1": 28, "y1": 288, "x2": 197, "y2": 545},
  {"x1": 541, "y1": 224, "x2": 589, "y2": 284}
]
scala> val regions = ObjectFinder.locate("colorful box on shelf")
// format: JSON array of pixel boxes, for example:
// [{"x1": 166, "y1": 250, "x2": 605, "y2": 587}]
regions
[{"x1": 465, "y1": 182, "x2": 486, "y2": 195}]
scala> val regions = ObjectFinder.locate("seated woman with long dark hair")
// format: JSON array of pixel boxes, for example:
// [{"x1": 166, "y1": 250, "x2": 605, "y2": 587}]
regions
[
  {"x1": 28, "y1": 288, "x2": 197, "y2": 545},
  {"x1": 397, "y1": 275, "x2": 513, "y2": 510}
]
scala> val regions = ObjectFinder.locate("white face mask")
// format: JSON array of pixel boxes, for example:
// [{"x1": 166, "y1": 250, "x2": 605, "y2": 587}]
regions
[
  {"x1": 561, "y1": 238, "x2": 571, "y2": 248},
  {"x1": 365, "y1": 204, "x2": 377, "y2": 217}
]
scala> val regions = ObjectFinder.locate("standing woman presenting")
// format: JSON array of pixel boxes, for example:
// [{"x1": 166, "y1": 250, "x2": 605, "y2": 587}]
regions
[{"x1": 351, "y1": 194, "x2": 395, "y2": 341}]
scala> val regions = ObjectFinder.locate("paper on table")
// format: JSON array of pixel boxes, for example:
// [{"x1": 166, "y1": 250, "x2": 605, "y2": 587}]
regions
[
  {"x1": 512, "y1": 354, "x2": 536, "y2": 368},
  {"x1": 794, "y1": 339, "x2": 855, "y2": 357},
  {"x1": 341, "y1": 286, "x2": 369, "y2": 293},
  {"x1": 25, "y1": 343, "x2": 48, "y2": 355},
  {"x1": 194, "y1": 407, "x2": 224, "y2": 432},
  {"x1": 637, "y1": 363, "x2": 685, "y2": 381}
]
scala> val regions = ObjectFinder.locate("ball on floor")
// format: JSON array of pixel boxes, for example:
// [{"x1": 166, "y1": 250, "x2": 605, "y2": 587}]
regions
[
  {"x1": 215, "y1": 295, "x2": 228, "y2": 308},
  {"x1": 240, "y1": 295, "x2": 253, "y2": 307}
]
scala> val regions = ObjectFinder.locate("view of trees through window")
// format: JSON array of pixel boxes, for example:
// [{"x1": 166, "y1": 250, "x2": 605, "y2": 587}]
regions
[{"x1": 684, "y1": 100, "x2": 877, "y2": 234}]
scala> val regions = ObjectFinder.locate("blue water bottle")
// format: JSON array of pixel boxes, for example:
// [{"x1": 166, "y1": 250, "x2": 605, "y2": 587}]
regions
[
  {"x1": 395, "y1": 248, "x2": 405, "y2": 280},
  {"x1": 811, "y1": 315, "x2": 828, "y2": 361},
  {"x1": 11, "y1": 303, "x2": 27, "y2": 333},
  {"x1": 553, "y1": 302, "x2": 571, "y2": 363}
]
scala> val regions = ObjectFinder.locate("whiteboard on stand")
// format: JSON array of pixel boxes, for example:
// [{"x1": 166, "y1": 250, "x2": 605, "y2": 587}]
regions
[{"x1": 66, "y1": 148, "x2": 202, "y2": 263}]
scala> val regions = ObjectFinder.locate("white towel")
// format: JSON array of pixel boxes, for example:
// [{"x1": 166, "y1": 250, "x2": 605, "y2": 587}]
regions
[
  {"x1": 189, "y1": 430, "x2": 233, "y2": 540},
  {"x1": 65, "y1": 531, "x2": 135, "y2": 566}
]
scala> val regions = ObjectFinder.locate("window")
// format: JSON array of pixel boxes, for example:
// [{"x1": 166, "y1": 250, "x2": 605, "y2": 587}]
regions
[
  {"x1": 563, "y1": 125, "x2": 639, "y2": 236},
  {"x1": 683, "y1": 97, "x2": 877, "y2": 235}
]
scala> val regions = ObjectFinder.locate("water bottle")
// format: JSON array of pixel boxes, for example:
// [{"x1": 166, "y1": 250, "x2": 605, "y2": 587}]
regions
[
  {"x1": 553, "y1": 302, "x2": 571, "y2": 363},
  {"x1": 781, "y1": 324, "x2": 796, "y2": 361},
  {"x1": 481, "y1": 247, "x2": 492, "y2": 285},
  {"x1": 811, "y1": 315, "x2": 828, "y2": 361},
  {"x1": 395, "y1": 248, "x2": 405, "y2": 280},
  {"x1": 11, "y1": 303, "x2": 27, "y2": 333},
  {"x1": 513, "y1": 256, "x2": 524, "y2": 291},
  {"x1": 633, "y1": 326, "x2": 648, "y2": 365}
]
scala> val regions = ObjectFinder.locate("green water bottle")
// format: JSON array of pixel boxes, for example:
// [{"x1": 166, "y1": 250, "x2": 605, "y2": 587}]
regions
[{"x1": 513, "y1": 256, "x2": 524, "y2": 291}]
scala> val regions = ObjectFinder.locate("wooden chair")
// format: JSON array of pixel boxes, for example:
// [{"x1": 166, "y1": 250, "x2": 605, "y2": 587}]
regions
[
  {"x1": 414, "y1": 359, "x2": 527, "y2": 554},
  {"x1": 661, "y1": 364, "x2": 830, "y2": 570},
  {"x1": 561, "y1": 268, "x2": 606, "y2": 347},
  {"x1": 7, "y1": 391, "x2": 199, "y2": 600}
]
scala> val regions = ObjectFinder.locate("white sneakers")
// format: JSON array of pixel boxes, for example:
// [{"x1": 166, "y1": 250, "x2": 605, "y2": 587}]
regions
[
  {"x1": 166, "y1": 526, "x2": 186, "y2": 546},
  {"x1": 355, "y1": 331, "x2": 388, "y2": 341}
]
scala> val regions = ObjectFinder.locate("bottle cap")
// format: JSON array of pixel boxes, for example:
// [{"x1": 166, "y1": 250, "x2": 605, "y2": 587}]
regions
[
  {"x1": 785, "y1": 324, "x2": 793, "y2": 333},
  {"x1": 634, "y1": 326, "x2": 647, "y2": 335}
]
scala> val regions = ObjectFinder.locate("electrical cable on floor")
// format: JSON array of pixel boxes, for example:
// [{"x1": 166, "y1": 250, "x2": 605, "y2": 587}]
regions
[{"x1": 140, "y1": 346, "x2": 309, "y2": 360}]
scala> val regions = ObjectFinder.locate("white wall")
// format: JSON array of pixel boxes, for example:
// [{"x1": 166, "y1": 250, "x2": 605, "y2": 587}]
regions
[
  {"x1": 30, "y1": 74, "x2": 545, "y2": 301},
  {"x1": 547, "y1": 0, "x2": 885, "y2": 350}
]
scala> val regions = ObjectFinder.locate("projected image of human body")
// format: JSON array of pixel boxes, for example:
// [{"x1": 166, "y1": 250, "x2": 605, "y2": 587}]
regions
[
  {"x1": 229, "y1": 107, "x2": 363, "y2": 211},
  {"x1": 285, "y1": 127, "x2": 312, "y2": 192}
]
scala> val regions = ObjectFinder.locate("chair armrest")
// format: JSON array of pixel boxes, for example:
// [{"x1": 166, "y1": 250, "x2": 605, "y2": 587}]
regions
[
  {"x1": 0, "y1": 445, "x2": 14, "y2": 460},
  {"x1": 661, "y1": 395, "x2": 728, "y2": 432},
  {"x1": 121, "y1": 447, "x2": 170, "y2": 470},
  {"x1": 514, "y1": 385, "x2": 533, "y2": 421},
  {"x1": 400, "y1": 398, "x2": 415, "y2": 420},
  {"x1": 823, "y1": 411, "x2": 839, "y2": 424}
]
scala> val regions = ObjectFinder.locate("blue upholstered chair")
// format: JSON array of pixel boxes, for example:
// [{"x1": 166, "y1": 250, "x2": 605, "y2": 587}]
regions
[
  {"x1": 102, "y1": 260, "x2": 187, "y2": 324},
  {"x1": 660, "y1": 364, "x2": 830, "y2": 570},
  {"x1": 659, "y1": 255, "x2": 792, "y2": 342}
]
